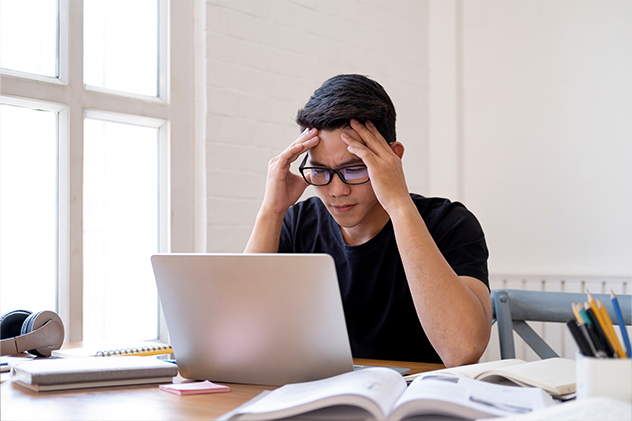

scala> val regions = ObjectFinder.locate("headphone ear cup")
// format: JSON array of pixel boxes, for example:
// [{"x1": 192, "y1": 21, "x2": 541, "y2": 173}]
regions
[
  {"x1": 0, "y1": 310, "x2": 32, "y2": 340},
  {"x1": 19, "y1": 310, "x2": 64, "y2": 357}
]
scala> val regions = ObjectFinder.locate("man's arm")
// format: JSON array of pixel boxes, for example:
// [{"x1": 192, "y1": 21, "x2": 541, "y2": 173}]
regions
[
  {"x1": 388, "y1": 203, "x2": 492, "y2": 367},
  {"x1": 342, "y1": 119, "x2": 492, "y2": 367},
  {"x1": 244, "y1": 129, "x2": 319, "y2": 253}
]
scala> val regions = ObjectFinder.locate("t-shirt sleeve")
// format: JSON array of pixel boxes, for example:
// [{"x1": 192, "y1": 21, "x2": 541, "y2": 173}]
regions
[{"x1": 426, "y1": 202, "x2": 490, "y2": 289}]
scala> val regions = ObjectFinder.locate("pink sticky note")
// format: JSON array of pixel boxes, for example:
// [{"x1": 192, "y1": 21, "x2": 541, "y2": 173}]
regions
[{"x1": 159, "y1": 380, "x2": 230, "y2": 396}]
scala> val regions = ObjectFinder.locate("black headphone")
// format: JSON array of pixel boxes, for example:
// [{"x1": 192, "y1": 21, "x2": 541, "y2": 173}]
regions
[{"x1": 0, "y1": 310, "x2": 65, "y2": 357}]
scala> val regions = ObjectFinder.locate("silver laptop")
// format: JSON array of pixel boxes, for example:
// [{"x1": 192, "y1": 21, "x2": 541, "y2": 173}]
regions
[{"x1": 151, "y1": 253, "x2": 354, "y2": 386}]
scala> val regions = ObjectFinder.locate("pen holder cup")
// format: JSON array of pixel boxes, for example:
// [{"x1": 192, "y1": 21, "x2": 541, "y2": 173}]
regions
[{"x1": 576, "y1": 353, "x2": 632, "y2": 403}]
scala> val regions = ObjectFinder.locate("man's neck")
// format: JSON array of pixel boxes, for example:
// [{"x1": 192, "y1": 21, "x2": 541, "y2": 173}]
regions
[{"x1": 339, "y1": 208, "x2": 391, "y2": 246}]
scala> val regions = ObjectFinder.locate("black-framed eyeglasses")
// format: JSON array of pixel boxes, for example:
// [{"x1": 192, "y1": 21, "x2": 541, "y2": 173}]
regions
[{"x1": 298, "y1": 155, "x2": 370, "y2": 186}]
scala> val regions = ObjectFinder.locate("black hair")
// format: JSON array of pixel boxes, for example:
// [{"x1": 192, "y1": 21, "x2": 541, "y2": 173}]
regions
[{"x1": 295, "y1": 74, "x2": 397, "y2": 144}]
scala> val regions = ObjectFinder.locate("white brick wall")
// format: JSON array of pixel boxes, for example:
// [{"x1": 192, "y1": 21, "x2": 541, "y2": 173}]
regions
[{"x1": 202, "y1": 0, "x2": 429, "y2": 252}]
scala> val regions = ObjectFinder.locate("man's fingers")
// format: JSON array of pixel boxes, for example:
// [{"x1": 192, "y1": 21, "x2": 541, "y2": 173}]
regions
[
  {"x1": 341, "y1": 131, "x2": 376, "y2": 165},
  {"x1": 290, "y1": 128, "x2": 317, "y2": 148},
  {"x1": 286, "y1": 127, "x2": 315, "y2": 149},
  {"x1": 349, "y1": 119, "x2": 389, "y2": 153},
  {"x1": 279, "y1": 129, "x2": 319, "y2": 165}
]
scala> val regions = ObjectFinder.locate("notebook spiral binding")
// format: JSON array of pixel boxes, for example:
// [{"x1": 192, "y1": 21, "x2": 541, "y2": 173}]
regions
[{"x1": 95, "y1": 344, "x2": 173, "y2": 357}]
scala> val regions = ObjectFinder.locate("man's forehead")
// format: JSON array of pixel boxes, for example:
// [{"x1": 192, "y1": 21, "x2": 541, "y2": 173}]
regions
[
  {"x1": 309, "y1": 128, "x2": 358, "y2": 165},
  {"x1": 308, "y1": 150, "x2": 363, "y2": 168}
]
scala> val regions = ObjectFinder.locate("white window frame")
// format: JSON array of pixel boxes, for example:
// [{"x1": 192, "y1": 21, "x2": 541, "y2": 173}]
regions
[{"x1": 0, "y1": 0, "x2": 195, "y2": 342}]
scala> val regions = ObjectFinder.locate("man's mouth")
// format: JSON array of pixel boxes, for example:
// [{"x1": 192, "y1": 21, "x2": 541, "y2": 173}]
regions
[{"x1": 332, "y1": 204, "x2": 356, "y2": 213}]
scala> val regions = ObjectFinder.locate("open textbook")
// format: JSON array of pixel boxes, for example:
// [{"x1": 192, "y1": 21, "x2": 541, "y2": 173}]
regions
[
  {"x1": 405, "y1": 358, "x2": 575, "y2": 398},
  {"x1": 218, "y1": 367, "x2": 554, "y2": 421}
]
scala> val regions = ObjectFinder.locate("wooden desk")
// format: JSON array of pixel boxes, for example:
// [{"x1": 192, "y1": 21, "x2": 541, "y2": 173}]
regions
[{"x1": 1, "y1": 358, "x2": 443, "y2": 420}]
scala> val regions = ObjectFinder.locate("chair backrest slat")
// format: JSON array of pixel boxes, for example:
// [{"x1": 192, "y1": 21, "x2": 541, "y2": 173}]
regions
[{"x1": 491, "y1": 289, "x2": 631, "y2": 359}]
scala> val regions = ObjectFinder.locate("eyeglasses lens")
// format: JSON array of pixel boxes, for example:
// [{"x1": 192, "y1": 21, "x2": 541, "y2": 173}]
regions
[
  {"x1": 308, "y1": 169, "x2": 330, "y2": 185},
  {"x1": 303, "y1": 167, "x2": 368, "y2": 185},
  {"x1": 342, "y1": 167, "x2": 368, "y2": 183}
]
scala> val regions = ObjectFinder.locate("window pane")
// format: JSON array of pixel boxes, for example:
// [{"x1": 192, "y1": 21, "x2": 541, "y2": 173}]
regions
[
  {"x1": 0, "y1": 104, "x2": 57, "y2": 315},
  {"x1": 0, "y1": 0, "x2": 57, "y2": 77},
  {"x1": 83, "y1": 118, "x2": 159, "y2": 342},
  {"x1": 84, "y1": 0, "x2": 158, "y2": 97}
]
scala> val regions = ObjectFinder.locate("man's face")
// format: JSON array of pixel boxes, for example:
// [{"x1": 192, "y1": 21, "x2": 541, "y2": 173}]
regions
[{"x1": 307, "y1": 128, "x2": 388, "y2": 242}]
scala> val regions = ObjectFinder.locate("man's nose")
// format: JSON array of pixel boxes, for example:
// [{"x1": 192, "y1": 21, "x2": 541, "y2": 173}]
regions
[{"x1": 328, "y1": 173, "x2": 351, "y2": 197}]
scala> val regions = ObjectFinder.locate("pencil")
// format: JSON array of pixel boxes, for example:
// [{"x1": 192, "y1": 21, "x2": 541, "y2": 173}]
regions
[
  {"x1": 611, "y1": 290, "x2": 632, "y2": 358},
  {"x1": 597, "y1": 298, "x2": 626, "y2": 358},
  {"x1": 572, "y1": 302, "x2": 583, "y2": 324},
  {"x1": 587, "y1": 291, "x2": 622, "y2": 357}
]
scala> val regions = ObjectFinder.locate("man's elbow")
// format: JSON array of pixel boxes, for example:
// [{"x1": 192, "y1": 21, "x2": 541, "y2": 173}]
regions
[{"x1": 441, "y1": 332, "x2": 491, "y2": 368}]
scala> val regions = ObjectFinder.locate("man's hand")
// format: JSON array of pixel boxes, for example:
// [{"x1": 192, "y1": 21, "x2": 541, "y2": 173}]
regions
[
  {"x1": 261, "y1": 128, "x2": 320, "y2": 216},
  {"x1": 245, "y1": 128, "x2": 320, "y2": 253},
  {"x1": 341, "y1": 119, "x2": 411, "y2": 215}
]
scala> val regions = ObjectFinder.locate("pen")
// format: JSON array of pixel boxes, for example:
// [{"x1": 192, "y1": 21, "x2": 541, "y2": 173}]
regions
[
  {"x1": 566, "y1": 320, "x2": 596, "y2": 357},
  {"x1": 584, "y1": 303, "x2": 615, "y2": 357},
  {"x1": 574, "y1": 303, "x2": 608, "y2": 357},
  {"x1": 576, "y1": 303, "x2": 593, "y2": 326},
  {"x1": 611, "y1": 290, "x2": 632, "y2": 358},
  {"x1": 597, "y1": 298, "x2": 626, "y2": 358},
  {"x1": 582, "y1": 324, "x2": 608, "y2": 358}
]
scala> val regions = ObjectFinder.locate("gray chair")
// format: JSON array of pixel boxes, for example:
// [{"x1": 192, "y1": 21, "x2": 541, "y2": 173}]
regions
[{"x1": 491, "y1": 289, "x2": 632, "y2": 359}]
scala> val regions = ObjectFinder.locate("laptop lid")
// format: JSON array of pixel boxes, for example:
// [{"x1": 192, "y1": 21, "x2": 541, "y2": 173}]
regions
[{"x1": 151, "y1": 253, "x2": 354, "y2": 386}]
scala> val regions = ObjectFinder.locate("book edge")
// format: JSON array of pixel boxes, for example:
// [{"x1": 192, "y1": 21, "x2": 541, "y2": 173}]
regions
[
  {"x1": 13, "y1": 376, "x2": 174, "y2": 392},
  {"x1": 474, "y1": 358, "x2": 576, "y2": 395}
]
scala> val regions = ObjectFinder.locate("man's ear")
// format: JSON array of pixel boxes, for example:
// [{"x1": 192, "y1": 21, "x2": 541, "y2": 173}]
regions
[{"x1": 390, "y1": 142, "x2": 404, "y2": 159}]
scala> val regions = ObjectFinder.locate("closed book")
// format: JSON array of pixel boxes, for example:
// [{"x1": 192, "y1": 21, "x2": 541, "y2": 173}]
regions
[{"x1": 11, "y1": 357, "x2": 178, "y2": 392}]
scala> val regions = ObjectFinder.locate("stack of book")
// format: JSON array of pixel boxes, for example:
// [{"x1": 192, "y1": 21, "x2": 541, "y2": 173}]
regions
[{"x1": 11, "y1": 357, "x2": 178, "y2": 392}]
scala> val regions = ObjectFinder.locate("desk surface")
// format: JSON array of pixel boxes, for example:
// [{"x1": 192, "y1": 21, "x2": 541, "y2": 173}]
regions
[{"x1": 1, "y1": 358, "x2": 443, "y2": 420}]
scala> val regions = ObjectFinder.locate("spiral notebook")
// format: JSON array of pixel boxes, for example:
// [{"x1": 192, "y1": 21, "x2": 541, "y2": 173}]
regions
[{"x1": 51, "y1": 343, "x2": 173, "y2": 358}]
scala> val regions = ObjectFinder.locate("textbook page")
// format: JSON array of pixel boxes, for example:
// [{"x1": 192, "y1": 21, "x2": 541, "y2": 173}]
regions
[
  {"x1": 231, "y1": 367, "x2": 405, "y2": 420},
  {"x1": 405, "y1": 359, "x2": 526, "y2": 382},
  {"x1": 391, "y1": 373, "x2": 555, "y2": 420},
  {"x1": 438, "y1": 359, "x2": 527, "y2": 379},
  {"x1": 474, "y1": 358, "x2": 575, "y2": 396},
  {"x1": 477, "y1": 396, "x2": 631, "y2": 421}
]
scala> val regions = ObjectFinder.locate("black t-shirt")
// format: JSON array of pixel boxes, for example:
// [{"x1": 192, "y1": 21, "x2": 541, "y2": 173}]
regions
[{"x1": 278, "y1": 194, "x2": 489, "y2": 363}]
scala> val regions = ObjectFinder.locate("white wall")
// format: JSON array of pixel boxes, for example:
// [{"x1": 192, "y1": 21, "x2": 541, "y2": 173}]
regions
[
  {"x1": 200, "y1": 0, "x2": 631, "y2": 280},
  {"x1": 200, "y1": 0, "x2": 429, "y2": 252},
  {"x1": 429, "y1": 0, "x2": 632, "y2": 279}
]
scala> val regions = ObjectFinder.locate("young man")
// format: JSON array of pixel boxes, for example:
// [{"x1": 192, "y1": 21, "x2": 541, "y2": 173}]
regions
[{"x1": 245, "y1": 74, "x2": 492, "y2": 367}]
